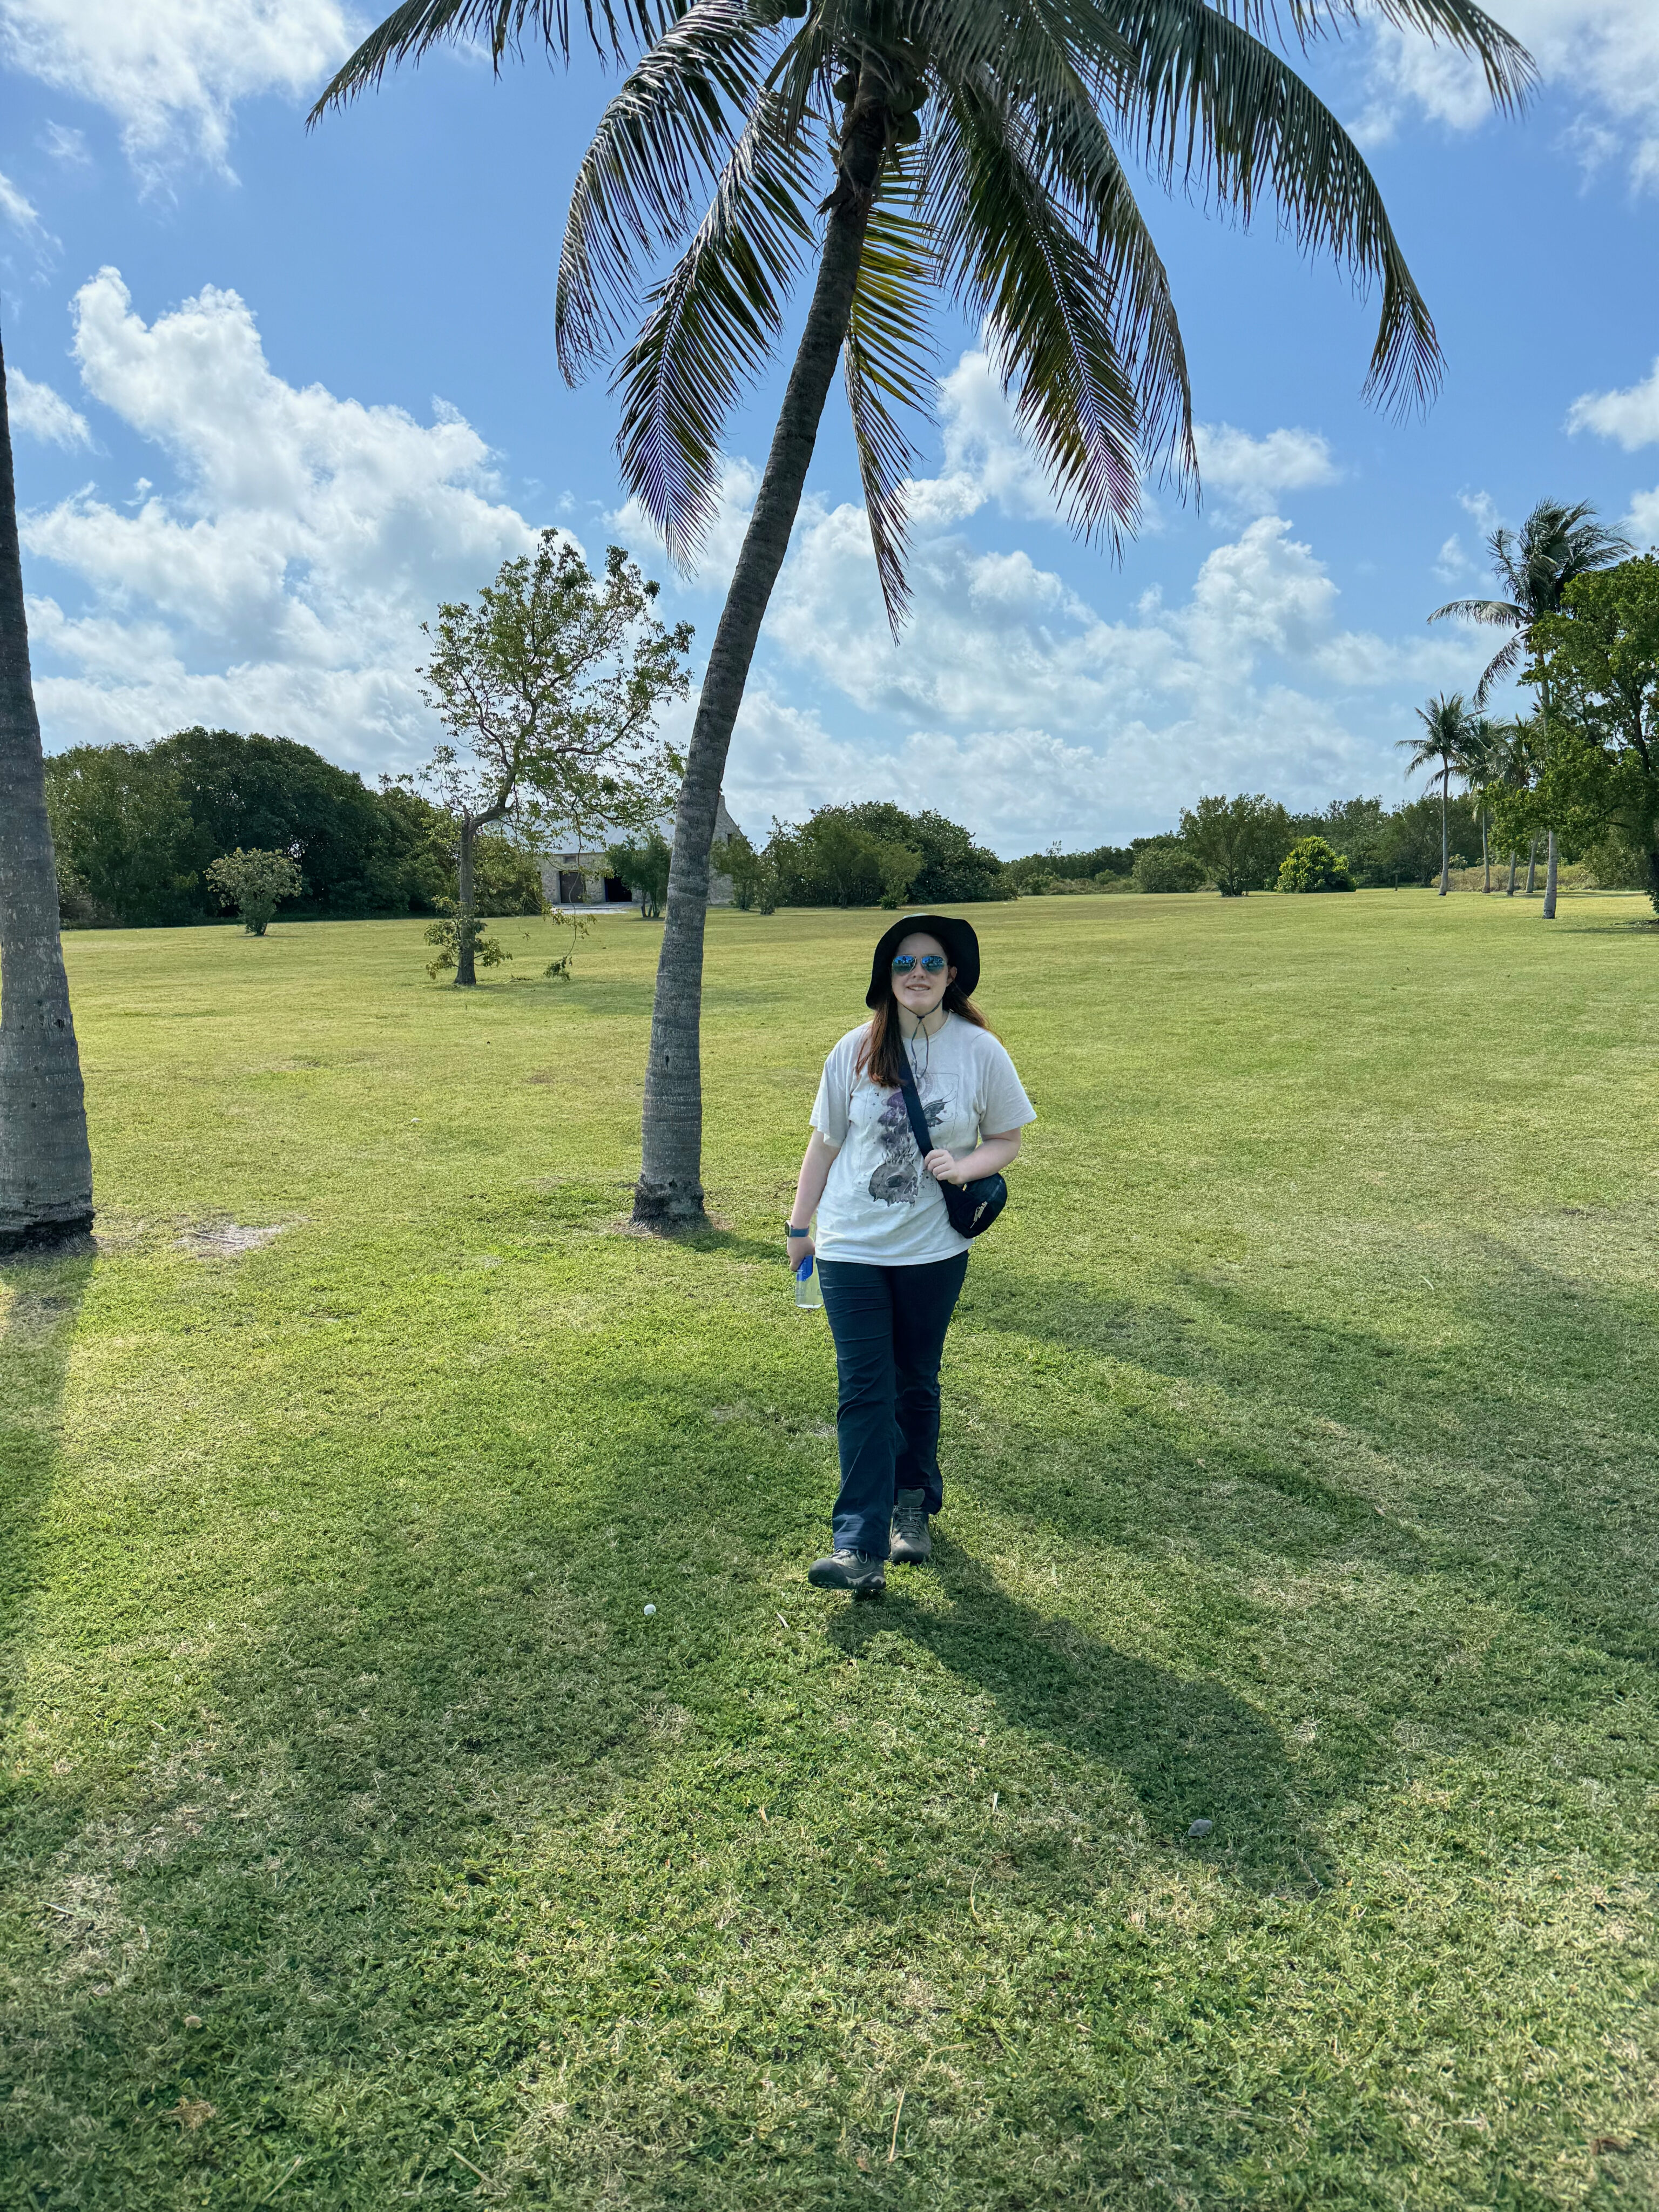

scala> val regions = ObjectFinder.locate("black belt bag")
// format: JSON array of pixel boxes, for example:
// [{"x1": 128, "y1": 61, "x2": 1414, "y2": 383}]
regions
[{"x1": 893, "y1": 1057, "x2": 1008, "y2": 1241}]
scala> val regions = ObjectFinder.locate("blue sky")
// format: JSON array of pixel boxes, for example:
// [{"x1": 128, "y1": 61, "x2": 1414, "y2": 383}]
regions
[{"x1": 4, "y1": 0, "x2": 1659, "y2": 852}]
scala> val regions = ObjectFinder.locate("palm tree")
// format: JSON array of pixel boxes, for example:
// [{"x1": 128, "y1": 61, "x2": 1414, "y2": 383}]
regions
[
  {"x1": 1483, "y1": 717, "x2": 1536, "y2": 895},
  {"x1": 319, "y1": 0, "x2": 1533, "y2": 1229},
  {"x1": 1400, "y1": 692, "x2": 1472, "y2": 896},
  {"x1": 1455, "y1": 713, "x2": 1495, "y2": 891},
  {"x1": 1431, "y1": 497, "x2": 1629, "y2": 922},
  {"x1": 0, "y1": 334, "x2": 95, "y2": 1252}
]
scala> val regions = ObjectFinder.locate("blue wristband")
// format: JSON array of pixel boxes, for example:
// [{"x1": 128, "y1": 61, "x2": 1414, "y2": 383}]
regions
[{"x1": 785, "y1": 1223, "x2": 810, "y2": 1235}]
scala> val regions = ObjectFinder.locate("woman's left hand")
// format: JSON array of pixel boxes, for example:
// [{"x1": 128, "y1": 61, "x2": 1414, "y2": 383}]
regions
[{"x1": 923, "y1": 1148, "x2": 966, "y2": 1185}]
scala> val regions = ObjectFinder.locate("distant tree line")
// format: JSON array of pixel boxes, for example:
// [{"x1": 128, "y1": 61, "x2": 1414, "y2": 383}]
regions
[
  {"x1": 44, "y1": 729, "x2": 1651, "y2": 935},
  {"x1": 45, "y1": 727, "x2": 544, "y2": 928},
  {"x1": 712, "y1": 804, "x2": 1013, "y2": 912}
]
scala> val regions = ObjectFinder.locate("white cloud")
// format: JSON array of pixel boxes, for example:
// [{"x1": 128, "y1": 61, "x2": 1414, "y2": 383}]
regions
[
  {"x1": 1354, "y1": 0, "x2": 1659, "y2": 188},
  {"x1": 25, "y1": 305, "x2": 1486, "y2": 845},
  {"x1": 673, "y1": 398, "x2": 1476, "y2": 841},
  {"x1": 0, "y1": 166, "x2": 53, "y2": 249},
  {"x1": 1432, "y1": 534, "x2": 1469, "y2": 585},
  {"x1": 1568, "y1": 356, "x2": 1659, "y2": 449},
  {"x1": 1193, "y1": 423, "x2": 1339, "y2": 517},
  {"x1": 0, "y1": 0, "x2": 354, "y2": 178},
  {"x1": 41, "y1": 121, "x2": 89, "y2": 166},
  {"x1": 23, "y1": 268, "x2": 544, "y2": 763},
  {"x1": 7, "y1": 367, "x2": 90, "y2": 447}
]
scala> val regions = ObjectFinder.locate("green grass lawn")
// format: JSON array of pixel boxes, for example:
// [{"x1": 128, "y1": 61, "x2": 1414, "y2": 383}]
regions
[{"x1": 4, "y1": 889, "x2": 1659, "y2": 2209}]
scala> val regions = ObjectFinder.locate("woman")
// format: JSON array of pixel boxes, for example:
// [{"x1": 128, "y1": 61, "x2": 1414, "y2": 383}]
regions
[{"x1": 786, "y1": 914, "x2": 1036, "y2": 1596}]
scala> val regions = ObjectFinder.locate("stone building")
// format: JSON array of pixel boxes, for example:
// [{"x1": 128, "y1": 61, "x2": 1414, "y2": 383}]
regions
[{"x1": 539, "y1": 793, "x2": 744, "y2": 909}]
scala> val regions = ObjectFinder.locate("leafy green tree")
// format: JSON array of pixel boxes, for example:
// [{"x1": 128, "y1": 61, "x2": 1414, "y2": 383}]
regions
[
  {"x1": 1, "y1": 332, "x2": 93, "y2": 1249},
  {"x1": 711, "y1": 827, "x2": 767, "y2": 912},
  {"x1": 608, "y1": 826, "x2": 673, "y2": 917},
  {"x1": 44, "y1": 744, "x2": 201, "y2": 926},
  {"x1": 833, "y1": 802, "x2": 1010, "y2": 902},
  {"x1": 415, "y1": 534, "x2": 691, "y2": 985},
  {"x1": 318, "y1": 0, "x2": 1530, "y2": 1228},
  {"x1": 1399, "y1": 692, "x2": 1474, "y2": 896},
  {"x1": 1525, "y1": 556, "x2": 1659, "y2": 913},
  {"x1": 205, "y1": 848, "x2": 305, "y2": 935},
  {"x1": 1431, "y1": 498, "x2": 1630, "y2": 919},
  {"x1": 1178, "y1": 792, "x2": 1292, "y2": 896},
  {"x1": 766, "y1": 810, "x2": 918, "y2": 908},
  {"x1": 1131, "y1": 841, "x2": 1206, "y2": 893},
  {"x1": 1276, "y1": 835, "x2": 1355, "y2": 892}
]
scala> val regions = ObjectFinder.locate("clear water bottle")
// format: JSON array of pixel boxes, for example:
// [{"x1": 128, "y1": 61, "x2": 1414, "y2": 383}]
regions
[{"x1": 794, "y1": 1235, "x2": 823, "y2": 1309}]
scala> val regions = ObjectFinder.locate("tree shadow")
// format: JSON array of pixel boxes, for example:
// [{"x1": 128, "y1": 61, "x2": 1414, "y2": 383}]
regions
[
  {"x1": 827, "y1": 1545, "x2": 1324, "y2": 1894},
  {"x1": 0, "y1": 1243, "x2": 95, "y2": 1725},
  {"x1": 961, "y1": 1229, "x2": 1659, "y2": 1665}
]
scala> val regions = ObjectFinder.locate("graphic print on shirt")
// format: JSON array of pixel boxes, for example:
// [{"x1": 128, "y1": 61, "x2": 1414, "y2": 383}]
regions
[{"x1": 867, "y1": 1085, "x2": 947, "y2": 1206}]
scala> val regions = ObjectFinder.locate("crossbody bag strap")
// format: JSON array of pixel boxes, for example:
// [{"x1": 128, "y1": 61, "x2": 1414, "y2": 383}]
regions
[{"x1": 892, "y1": 1050, "x2": 935, "y2": 1163}]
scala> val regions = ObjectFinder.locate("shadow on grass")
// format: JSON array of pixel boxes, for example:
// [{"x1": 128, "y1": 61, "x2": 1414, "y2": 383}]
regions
[
  {"x1": 0, "y1": 1244, "x2": 94, "y2": 1725},
  {"x1": 964, "y1": 1229, "x2": 1659, "y2": 1660},
  {"x1": 828, "y1": 1545, "x2": 1323, "y2": 1892}
]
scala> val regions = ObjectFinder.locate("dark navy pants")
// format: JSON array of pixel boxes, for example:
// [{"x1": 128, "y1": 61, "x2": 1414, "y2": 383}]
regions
[{"x1": 817, "y1": 1252, "x2": 970, "y2": 1559}]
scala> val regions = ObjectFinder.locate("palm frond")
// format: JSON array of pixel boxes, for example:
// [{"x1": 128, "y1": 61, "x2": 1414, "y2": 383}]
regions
[
  {"x1": 1468, "y1": 631, "x2": 1525, "y2": 707},
  {"x1": 612, "y1": 92, "x2": 820, "y2": 565},
  {"x1": 844, "y1": 195, "x2": 937, "y2": 636},
  {"x1": 1428, "y1": 595, "x2": 1523, "y2": 627},
  {"x1": 309, "y1": 0, "x2": 676, "y2": 117},
  {"x1": 1103, "y1": 0, "x2": 1442, "y2": 409},
  {"x1": 1017, "y1": 71, "x2": 1194, "y2": 488},
  {"x1": 557, "y1": 0, "x2": 774, "y2": 379},
  {"x1": 928, "y1": 82, "x2": 1142, "y2": 547},
  {"x1": 1206, "y1": 0, "x2": 1534, "y2": 110}
]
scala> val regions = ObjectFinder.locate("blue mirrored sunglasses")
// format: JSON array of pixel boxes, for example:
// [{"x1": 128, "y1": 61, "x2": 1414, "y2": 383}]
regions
[{"x1": 892, "y1": 953, "x2": 948, "y2": 974}]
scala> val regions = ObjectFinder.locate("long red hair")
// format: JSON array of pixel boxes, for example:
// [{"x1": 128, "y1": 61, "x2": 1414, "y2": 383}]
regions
[{"x1": 855, "y1": 976, "x2": 993, "y2": 1088}]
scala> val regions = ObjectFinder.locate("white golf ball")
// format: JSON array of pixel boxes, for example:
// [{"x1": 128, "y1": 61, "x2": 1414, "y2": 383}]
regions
[{"x1": 643, "y1": 1603, "x2": 656, "y2": 1616}]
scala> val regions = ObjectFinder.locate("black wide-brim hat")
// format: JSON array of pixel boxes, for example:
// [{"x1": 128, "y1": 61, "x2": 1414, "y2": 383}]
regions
[{"x1": 866, "y1": 913, "x2": 981, "y2": 1008}]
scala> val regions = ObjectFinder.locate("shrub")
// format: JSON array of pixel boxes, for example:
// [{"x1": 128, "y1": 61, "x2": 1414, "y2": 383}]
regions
[
  {"x1": 1131, "y1": 841, "x2": 1206, "y2": 893},
  {"x1": 204, "y1": 848, "x2": 304, "y2": 935},
  {"x1": 1277, "y1": 837, "x2": 1355, "y2": 893}
]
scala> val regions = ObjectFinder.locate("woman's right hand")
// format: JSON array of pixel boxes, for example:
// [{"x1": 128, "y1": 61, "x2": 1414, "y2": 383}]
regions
[{"x1": 786, "y1": 1231, "x2": 815, "y2": 1269}]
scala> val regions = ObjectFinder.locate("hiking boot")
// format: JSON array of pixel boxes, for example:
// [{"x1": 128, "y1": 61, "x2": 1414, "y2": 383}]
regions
[
  {"x1": 807, "y1": 1550, "x2": 887, "y2": 1597},
  {"x1": 889, "y1": 1488, "x2": 933, "y2": 1564}
]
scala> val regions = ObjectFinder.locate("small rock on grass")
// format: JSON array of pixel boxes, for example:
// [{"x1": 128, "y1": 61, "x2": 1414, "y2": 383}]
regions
[{"x1": 1186, "y1": 1818, "x2": 1213, "y2": 1839}]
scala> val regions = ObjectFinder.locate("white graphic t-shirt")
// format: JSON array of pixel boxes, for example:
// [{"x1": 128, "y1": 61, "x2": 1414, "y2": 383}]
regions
[{"x1": 810, "y1": 1014, "x2": 1036, "y2": 1266}]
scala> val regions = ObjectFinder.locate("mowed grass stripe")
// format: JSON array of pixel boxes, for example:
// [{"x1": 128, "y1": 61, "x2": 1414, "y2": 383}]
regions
[{"x1": 2, "y1": 891, "x2": 1657, "y2": 2208}]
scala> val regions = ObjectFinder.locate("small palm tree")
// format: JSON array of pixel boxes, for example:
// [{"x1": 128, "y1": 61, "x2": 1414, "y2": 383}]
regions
[
  {"x1": 318, "y1": 0, "x2": 1533, "y2": 1226},
  {"x1": 1431, "y1": 497, "x2": 1630, "y2": 921},
  {"x1": 1401, "y1": 692, "x2": 1473, "y2": 896},
  {"x1": 1482, "y1": 716, "x2": 1537, "y2": 894},
  {"x1": 1455, "y1": 714, "x2": 1496, "y2": 891}
]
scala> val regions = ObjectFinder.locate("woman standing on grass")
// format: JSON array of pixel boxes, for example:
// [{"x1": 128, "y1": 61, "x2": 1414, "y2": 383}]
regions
[{"x1": 786, "y1": 915, "x2": 1035, "y2": 1597}]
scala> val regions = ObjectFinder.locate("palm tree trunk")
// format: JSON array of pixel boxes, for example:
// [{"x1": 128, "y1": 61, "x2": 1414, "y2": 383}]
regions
[
  {"x1": 1525, "y1": 835, "x2": 1538, "y2": 894},
  {"x1": 1481, "y1": 811, "x2": 1490, "y2": 892},
  {"x1": 456, "y1": 813, "x2": 478, "y2": 987},
  {"x1": 0, "y1": 335, "x2": 94, "y2": 1252},
  {"x1": 1542, "y1": 827, "x2": 1559, "y2": 920},
  {"x1": 1506, "y1": 847, "x2": 1517, "y2": 895},
  {"x1": 1438, "y1": 767, "x2": 1449, "y2": 895},
  {"x1": 632, "y1": 137, "x2": 882, "y2": 1229}
]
